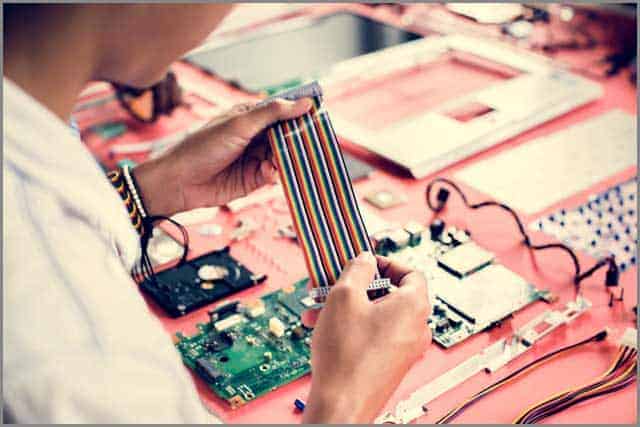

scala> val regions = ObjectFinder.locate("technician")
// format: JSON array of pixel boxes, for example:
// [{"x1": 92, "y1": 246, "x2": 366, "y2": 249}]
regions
[{"x1": 4, "y1": 4, "x2": 430, "y2": 423}]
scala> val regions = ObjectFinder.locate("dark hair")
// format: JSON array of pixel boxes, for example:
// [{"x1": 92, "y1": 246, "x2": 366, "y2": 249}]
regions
[{"x1": 4, "y1": 4, "x2": 51, "y2": 31}]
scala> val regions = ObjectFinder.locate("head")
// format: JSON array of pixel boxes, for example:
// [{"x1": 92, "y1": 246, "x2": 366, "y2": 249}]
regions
[
  {"x1": 94, "y1": 4, "x2": 234, "y2": 87},
  {"x1": 5, "y1": 4, "x2": 234, "y2": 88}
]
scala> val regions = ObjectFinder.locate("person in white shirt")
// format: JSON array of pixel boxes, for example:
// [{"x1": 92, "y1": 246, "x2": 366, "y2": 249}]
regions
[{"x1": 3, "y1": 4, "x2": 430, "y2": 423}]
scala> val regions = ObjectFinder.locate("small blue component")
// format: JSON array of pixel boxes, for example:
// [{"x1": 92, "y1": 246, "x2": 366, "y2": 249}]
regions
[{"x1": 294, "y1": 398, "x2": 306, "y2": 412}]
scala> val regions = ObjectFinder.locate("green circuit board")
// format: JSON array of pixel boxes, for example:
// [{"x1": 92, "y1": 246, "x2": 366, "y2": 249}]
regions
[{"x1": 175, "y1": 280, "x2": 312, "y2": 408}]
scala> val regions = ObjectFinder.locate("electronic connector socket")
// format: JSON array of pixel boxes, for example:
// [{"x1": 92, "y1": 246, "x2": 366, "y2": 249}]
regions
[{"x1": 621, "y1": 327, "x2": 638, "y2": 350}]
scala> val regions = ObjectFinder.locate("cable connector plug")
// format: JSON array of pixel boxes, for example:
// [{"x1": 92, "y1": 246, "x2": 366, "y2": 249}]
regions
[
  {"x1": 605, "y1": 259, "x2": 619, "y2": 287},
  {"x1": 620, "y1": 327, "x2": 638, "y2": 350},
  {"x1": 436, "y1": 187, "x2": 450, "y2": 211},
  {"x1": 594, "y1": 329, "x2": 609, "y2": 342}
]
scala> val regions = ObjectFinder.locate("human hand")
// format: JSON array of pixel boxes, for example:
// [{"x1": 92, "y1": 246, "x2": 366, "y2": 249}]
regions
[
  {"x1": 133, "y1": 98, "x2": 312, "y2": 216},
  {"x1": 302, "y1": 252, "x2": 431, "y2": 424}
]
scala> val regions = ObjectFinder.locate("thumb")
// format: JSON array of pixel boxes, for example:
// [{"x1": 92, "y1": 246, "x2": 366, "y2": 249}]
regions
[
  {"x1": 301, "y1": 309, "x2": 320, "y2": 328},
  {"x1": 226, "y1": 98, "x2": 313, "y2": 140},
  {"x1": 333, "y1": 251, "x2": 377, "y2": 297}
]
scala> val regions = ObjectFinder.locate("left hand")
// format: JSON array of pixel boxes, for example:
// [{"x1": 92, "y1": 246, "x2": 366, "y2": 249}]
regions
[{"x1": 133, "y1": 98, "x2": 312, "y2": 216}]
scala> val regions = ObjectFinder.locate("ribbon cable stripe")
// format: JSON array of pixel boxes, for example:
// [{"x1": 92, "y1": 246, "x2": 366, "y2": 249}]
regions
[
  {"x1": 266, "y1": 82, "x2": 384, "y2": 294},
  {"x1": 297, "y1": 112, "x2": 355, "y2": 265},
  {"x1": 311, "y1": 99, "x2": 374, "y2": 256},
  {"x1": 283, "y1": 119, "x2": 342, "y2": 284},
  {"x1": 270, "y1": 125, "x2": 328, "y2": 287}
]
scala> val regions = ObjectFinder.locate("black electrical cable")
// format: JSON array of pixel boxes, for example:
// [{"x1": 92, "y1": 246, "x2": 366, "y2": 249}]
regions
[
  {"x1": 425, "y1": 177, "x2": 618, "y2": 288},
  {"x1": 132, "y1": 215, "x2": 190, "y2": 285}
]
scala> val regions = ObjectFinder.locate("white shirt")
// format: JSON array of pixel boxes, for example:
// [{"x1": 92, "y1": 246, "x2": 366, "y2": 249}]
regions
[{"x1": 3, "y1": 78, "x2": 220, "y2": 423}]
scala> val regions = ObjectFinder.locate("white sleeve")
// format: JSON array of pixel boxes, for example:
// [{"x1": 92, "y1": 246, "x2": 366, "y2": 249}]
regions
[{"x1": 3, "y1": 172, "x2": 221, "y2": 423}]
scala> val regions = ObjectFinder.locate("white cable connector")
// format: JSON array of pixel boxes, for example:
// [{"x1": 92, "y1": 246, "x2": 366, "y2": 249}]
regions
[
  {"x1": 309, "y1": 278, "x2": 392, "y2": 300},
  {"x1": 620, "y1": 327, "x2": 638, "y2": 350}
]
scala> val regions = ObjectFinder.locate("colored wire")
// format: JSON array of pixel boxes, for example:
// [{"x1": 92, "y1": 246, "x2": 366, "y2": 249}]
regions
[
  {"x1": 267, "y1": 83, "x2": 380, "y2": 297},
  {"x1": 513, "y1": 345, "x2": 637, "y2": 423},
  {"x1": 436, "y1": 329, "x2": 608, "y2": 424},
  {"x1": 425, "y1": 177, "x2": 618, "y2": 288}
]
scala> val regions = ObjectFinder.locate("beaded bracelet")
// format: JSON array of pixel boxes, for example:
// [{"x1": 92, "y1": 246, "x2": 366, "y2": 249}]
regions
[
  {"x1": 107, "y1": 166, "x2": 147, "y2": 235},
  {"x1": 108, "y1": 165, "x2": 190, "y2": 286}
]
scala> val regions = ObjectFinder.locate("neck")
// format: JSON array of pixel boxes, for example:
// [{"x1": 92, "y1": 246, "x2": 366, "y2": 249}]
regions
[{"x1": 4, "y1": 7, "x2": 98, "y2": 121}]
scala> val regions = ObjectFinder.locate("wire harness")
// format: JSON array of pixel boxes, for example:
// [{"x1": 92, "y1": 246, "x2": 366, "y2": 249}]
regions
[{"x1": 425, "y1": 177, "x2": 620, "y2": 290}]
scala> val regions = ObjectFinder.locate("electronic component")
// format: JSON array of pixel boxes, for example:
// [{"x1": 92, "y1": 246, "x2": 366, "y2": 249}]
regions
[
  {"x1": 379, "y1": 221, "x2": 550, "y2": 348},
  {"x1": 176, "y1": 280, "x2": 312, "y2": 408},
  {"x1": 376, "y1": 297, "x2": 591, "y2": 424},
  {"x1": 196, "y1": 357, "x2": 224, "y2": 382},
  {"x1": 214, "y1": 314, "x2": 246, "y2": 332},
  {"x1": 291, "y1": 325, "x2": 306, "y2": 340},
  {"x1": 437, "y1": 241, "x2": 494, "y2": 277},
  {"x1": 246, "y1": 299, "x2": 266, "y2": 318},
  {"x1": 429, "y1": 219, "x2": 445, "y2": 241},
  {"x1": 532, "y1": 177, "x2": 637, "y2": 273},
  {"x1": 140, "y1": 247, "x2": 266, "y2": 317},
  {"x1": 364, "y1": 189, "x2": 408, "y2": 209},
  {"x1": 269, "y1": 317, "x2": 286, "y2": 338},
  {"x1": 266, "y1": 83, "x2": 389, "y2": 300},
  {"x1": 205, "y1": 331, "x2": 233, "y2": 353},
  {"x1": 456, "y1": 110, "x2": 636, "y2": 214},
  {"x1": 279, "y1": 289, "x2": 308, "y2": 317},
  {"x1": 294, "y1": 398, "x2": 306, "y2": 412},
  {"x1": 404, "y1": 221, "x2": 425, "y2": 247},
  {"x1": 620, "y1": 327, "x2": 637, "y2": 350},
  {"x1": 300, "y1": 296, "x2": 315, "y2": 308}
]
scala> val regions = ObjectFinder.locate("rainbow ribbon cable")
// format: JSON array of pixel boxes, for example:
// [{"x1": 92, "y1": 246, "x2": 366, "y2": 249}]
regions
[{"x1": 264, "y1": 82, "x2": 390, "y2": 300}]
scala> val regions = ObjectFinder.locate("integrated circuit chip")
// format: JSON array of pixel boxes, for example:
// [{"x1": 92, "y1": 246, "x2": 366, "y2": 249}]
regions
[
  {"x1": 437, "y1": 241, "x2": 494, "y2": 278},
  {"x1": 436, "y1": 265, "x2": 537, "y2": 325},
  {"x1": 196, "y1": 357, "x2": 224, "y2": 382}
]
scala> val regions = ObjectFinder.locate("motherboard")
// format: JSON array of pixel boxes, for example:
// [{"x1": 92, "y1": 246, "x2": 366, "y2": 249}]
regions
[
  {"x1": 176, "y1": 219, "x2": 553, "y2": 410},
  {"x1": 175, "y1": 280, "x2": 312, "y2": 408},
  {"x1": 373, "y1": 221, "x2": 552, "y2": 348}
]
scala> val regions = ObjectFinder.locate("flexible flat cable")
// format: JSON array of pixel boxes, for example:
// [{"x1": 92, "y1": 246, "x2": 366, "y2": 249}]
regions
[{"x1": 264, "y1": 82, "x2": 389, "y2": 300}]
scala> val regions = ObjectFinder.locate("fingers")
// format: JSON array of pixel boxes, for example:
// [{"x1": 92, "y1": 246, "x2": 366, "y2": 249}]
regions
[
  {"x1": 226, "y1": 98, "x2": 313, "y2": 141},
  {"x1": 376, "y1": 255, "x2": 414, "y2": 286},
  {"x1": 302, "y1": 309, "x2": 320, "y2": 328},
  {"x1": 259, "y1": 159, "x2": 277, "y2": 185},
  {"x1": 394, "y1": 270, "x2": 430, "y2": 314},
  {"x1": 331, "y1": 252, "x2": 378, "y2": 300}
]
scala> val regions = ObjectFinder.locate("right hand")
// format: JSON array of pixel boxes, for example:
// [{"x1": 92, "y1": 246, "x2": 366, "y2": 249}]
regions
[{"x1": 302, "y1": 252, "x2": 431, "y2": 424}]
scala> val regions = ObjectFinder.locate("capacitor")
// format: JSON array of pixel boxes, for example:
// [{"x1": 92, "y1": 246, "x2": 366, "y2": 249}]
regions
[{"x1": 429, "y1": 220, "x2": 445, "y2": 241}]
